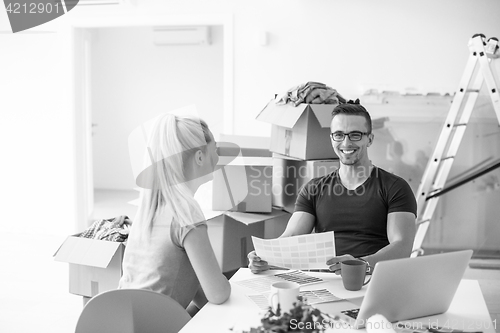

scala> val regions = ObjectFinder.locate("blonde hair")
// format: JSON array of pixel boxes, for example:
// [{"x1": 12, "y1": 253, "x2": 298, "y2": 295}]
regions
[{"x1": 135, "y1": 113, "x2": 212, "y2": 234}]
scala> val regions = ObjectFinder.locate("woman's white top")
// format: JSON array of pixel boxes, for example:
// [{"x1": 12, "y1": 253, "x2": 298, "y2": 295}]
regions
[{"x1": 119, "y1": 209, "x2": 206, "y2": 309}]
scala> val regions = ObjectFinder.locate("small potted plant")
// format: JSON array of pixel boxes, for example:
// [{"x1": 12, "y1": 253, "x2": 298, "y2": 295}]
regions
[{"x1": 233, "y1": 296, "x2": 339, "y2": 333}]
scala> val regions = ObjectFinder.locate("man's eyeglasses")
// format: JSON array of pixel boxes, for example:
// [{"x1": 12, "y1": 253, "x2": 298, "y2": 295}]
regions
[{"x1": 330, "y1": 131, "x2": 370, "y2": 142}]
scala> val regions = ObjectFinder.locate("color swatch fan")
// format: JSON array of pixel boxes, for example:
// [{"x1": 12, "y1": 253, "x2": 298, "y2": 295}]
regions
[{"x1": 252, "y1": 232, "x2": 335, "y2": 270}]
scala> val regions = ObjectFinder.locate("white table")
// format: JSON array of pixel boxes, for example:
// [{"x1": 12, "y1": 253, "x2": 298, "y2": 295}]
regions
[{"x1": 179, "y1": 268, "x2": 496, "y2": 333}]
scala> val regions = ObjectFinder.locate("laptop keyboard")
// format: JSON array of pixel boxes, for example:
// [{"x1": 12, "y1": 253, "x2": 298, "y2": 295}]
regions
[{"x1": 341, "y1": 308, "x2": 360, "y2": 319}]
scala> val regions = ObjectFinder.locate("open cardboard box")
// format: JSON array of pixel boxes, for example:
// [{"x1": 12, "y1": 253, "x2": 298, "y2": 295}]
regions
[
  {"x1": 53, "y1": 234, "x2": 125, "y2": 299},
  {"x1": 206, "y1": 208, "x2": 291, "y2": 273},
  {"x1": 272, "y1": 153, "x2": 339, "y2": 213},
  {"x1": 212, "y1": 155, "x2": 273, "y2": 213},
  {"x1": 256, "y1": 101, "x2": 338, "y2": 160},
  {"x1": 213, "y1": 134, "x2": 273, "y2": 213},
  {"x1": 54, "y1": 208, "x2": 291, "y2": 296}
]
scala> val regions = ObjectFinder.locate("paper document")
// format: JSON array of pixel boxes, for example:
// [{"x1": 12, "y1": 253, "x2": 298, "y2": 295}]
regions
[
  {"x1": 252, "y1": 232, "x2": 335, "y2": 270},
  {"x1": 235, "y1": 270, "x2": 324, "y2": 293},
  {"x1": 247, "y1": 289, "x2": 342, "y2": 310}
]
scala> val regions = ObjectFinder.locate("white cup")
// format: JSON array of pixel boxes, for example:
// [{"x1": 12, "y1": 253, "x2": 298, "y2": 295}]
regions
[{"x1": 268, "y1": 281, "x2": 300, "y2": 314}]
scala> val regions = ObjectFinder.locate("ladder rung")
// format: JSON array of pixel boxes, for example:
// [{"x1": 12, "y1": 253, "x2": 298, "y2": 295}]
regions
[
  {"x1": 440, "y1": 156, "x2": 455, "y2": 161},
  {"x1": 453, "y1": 123, "x2": 467, "y2": 127},
  {"x1": 426, "y1": 190, "x2": 443, "y2": 200},
  {"x1": 426, "y1": 189, "x2": 442, "y2": 200},
  {"x1": 459, "y1": 88, "x2": 481, "y2": 93},
  {"x1": 428, "y1": 188, "x2": 442, "y2": 195},
  {"x1": 416, "y1": 219, "x2": 431, "y2": 226}
]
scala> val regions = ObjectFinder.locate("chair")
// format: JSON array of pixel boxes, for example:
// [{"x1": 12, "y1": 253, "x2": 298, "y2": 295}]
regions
[{"x1": 75, "y1": 289, "x2": 191, "y2": 333}]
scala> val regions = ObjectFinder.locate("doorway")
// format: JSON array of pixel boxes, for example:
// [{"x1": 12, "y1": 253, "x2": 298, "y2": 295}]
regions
[{"x1": 71, "y1": 15, "x2": 233, "y2": 231}]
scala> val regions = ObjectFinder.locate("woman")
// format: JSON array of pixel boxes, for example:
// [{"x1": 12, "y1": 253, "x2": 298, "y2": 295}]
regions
[{"x1": 119, "y1": 113, "x2": 231, "y2": 316}]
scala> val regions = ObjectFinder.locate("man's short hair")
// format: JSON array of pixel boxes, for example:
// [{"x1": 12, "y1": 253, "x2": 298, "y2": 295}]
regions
[{"x1": 331, "y1": 99, "x2": 372, "y2": 133}]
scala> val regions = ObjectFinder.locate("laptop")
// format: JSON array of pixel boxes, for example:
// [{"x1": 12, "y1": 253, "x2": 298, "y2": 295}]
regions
[{"x1": 315, "y1": 250, "x2": 473, "y2": 329}]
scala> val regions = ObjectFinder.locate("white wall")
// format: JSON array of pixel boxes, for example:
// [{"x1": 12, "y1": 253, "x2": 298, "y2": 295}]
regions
[
  {"x1": 76, "y1": 0, "x2": 500, "y2": 137},
  {"x1": 0, "y1": 18, "x2": 75, "y2": 236},
  {"x1": 90, "y1": 26, "x2": 223, "y2": 190},
  {"x1": 229, "y1": 0, "x2": 500, "y2": 136}
]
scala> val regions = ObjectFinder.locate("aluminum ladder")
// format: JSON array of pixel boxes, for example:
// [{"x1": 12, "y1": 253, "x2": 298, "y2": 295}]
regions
[{"x1": 412, "y1": 33, "x2": 500, "y2": 256}]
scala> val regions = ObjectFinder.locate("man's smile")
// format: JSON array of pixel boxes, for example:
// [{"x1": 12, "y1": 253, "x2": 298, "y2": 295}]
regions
[{"x1": 339, "y1": 148, "x2": 357, "y2": 155}]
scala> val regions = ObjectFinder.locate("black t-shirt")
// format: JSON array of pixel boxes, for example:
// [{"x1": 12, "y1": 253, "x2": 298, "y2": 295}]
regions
[{"x1": 295, "y1": 166, "x2": 417, "y2": 257}]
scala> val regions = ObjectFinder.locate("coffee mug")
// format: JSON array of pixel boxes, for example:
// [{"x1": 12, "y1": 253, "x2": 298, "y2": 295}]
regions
[
  {"x1": 340, "y1": 259, "x2": 371, "y2": 291},
  {"x1": 268, "y1": 281, "x2": 300, "y2": 313}
]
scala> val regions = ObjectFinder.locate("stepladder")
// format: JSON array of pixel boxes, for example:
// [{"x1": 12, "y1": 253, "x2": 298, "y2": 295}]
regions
[{"x1": 412, "y1": 34, "x2": 500, "y2": 256}]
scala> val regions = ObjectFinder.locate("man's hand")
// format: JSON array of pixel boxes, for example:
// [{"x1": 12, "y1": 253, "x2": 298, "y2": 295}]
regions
[
  {"x1": 248, "y1": 251, "x2": 269, "y2": 274},
  {"x1": 326, "y1": 254, "x2": 356, "y2": 275}
]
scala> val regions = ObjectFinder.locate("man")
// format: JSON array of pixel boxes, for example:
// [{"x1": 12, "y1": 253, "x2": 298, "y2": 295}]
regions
[{"x1": 249, "y1": 99, "x2": 417, "y2": 274}]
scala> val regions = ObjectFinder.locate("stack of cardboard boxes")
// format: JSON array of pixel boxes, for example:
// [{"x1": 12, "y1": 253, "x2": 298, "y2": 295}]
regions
[
  {"x1": 209, "y1": 134, "x2": 291, "y2": 273},
  {"x1": 256, "y1": 100, "x2": 340, "y2": 213},
  {"x1": 209, "y1": 100, "x2": 341, "y2": 273}
]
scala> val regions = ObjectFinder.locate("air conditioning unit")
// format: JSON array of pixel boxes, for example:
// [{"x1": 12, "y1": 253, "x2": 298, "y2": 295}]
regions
[{"x1": 153, "y1": 26, "x2": 211, "y2": 46}]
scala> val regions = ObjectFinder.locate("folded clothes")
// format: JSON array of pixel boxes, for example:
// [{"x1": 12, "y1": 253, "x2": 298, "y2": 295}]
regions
[
  {"x1": 79, "y1": 215, "x2": 132, "y2": 242},
  {"x1": 275, "y1": 81, "x2": 346, "y2": 106}
]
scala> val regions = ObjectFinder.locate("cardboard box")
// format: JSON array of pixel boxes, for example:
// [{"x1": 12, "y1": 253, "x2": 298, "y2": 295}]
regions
[
  {"x1": 218, "y1": 134, "x2": 271, "y2": 151},
  {"x1": 272, "y1": 153, "x2": 339, "y2": 213},
  {"x1": 212, "y1": 155, "x2": 273, "y2": 213},
  {"x1": 217, "y1": 134, "x2": 272, "y2": 158},
  {"x1": 213, "y1": 135, "x2": 274, "y2": 213},
  {"x1": 206, "y1": 208, "x2": 291, "y2": 272},
  {"x1": 54, "y1": 235, "x2": 125, "y2": 298},
  {"x1": 256, "y1": 101, "x2": 338, "y2": 160}
]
